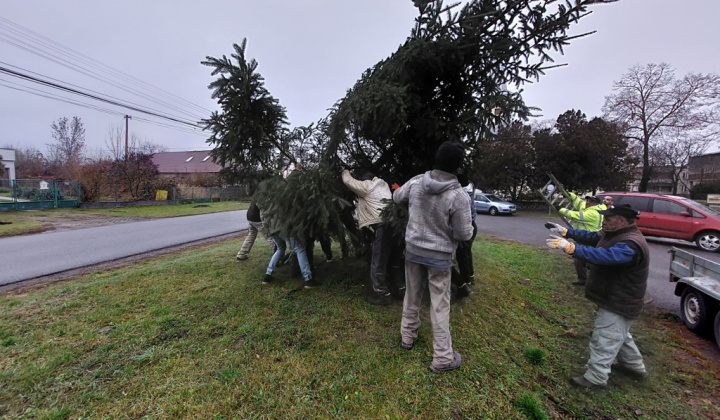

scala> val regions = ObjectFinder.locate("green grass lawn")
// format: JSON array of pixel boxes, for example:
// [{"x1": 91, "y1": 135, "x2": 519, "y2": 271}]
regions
[
  {"x1": 0, "y1": 201, "x2": 248, "y2": 237},
  {"x1": 0, "y1": 214, "x2": 46, "y2": 236},
  {"x1": 1, "y1": 236, "x2": 718, "y2": 419},
  {"x1": 23, "y1": 201, "x2": 247, "y2": 218}
]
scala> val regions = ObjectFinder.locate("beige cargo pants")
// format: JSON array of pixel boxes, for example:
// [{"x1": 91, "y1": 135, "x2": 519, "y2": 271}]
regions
[
  {"x1": 584, "y1": 307, "x2": 646, "y2": 385},
  {"x1": 237, "y1": 221, "x2": 275, "y2": 259},
  {"x1": 400, "y1": 260, "x2": 455, "y2": 367}
]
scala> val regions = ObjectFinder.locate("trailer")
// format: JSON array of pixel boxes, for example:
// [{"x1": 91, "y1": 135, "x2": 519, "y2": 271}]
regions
[{"x1": 669, "y1": 247, "x2": 720, "y2": 348}]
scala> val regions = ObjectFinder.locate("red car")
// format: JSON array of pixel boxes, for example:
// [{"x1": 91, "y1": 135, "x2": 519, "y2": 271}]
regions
[{"x1": 602, "y1": 192, "x2": 720, "y2": 252}]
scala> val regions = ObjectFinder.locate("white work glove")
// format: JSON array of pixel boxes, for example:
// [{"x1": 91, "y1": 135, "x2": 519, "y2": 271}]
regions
[
  {"x1": 544, "y1": 221, "x2": 568, "y2": 237},
  {"x1": 546, "y1": 235, "x2": 576, "y2": 254}
]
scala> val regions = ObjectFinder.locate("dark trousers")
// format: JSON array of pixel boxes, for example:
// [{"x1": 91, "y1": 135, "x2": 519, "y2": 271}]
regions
[
  {"x1": 305, "y1": 235, "x2": 333, "y2": 265},
  {"x1": 452, "y1": 220, "x2": 477, "y2": 287},
  {"x1": 366, "y1": 223, "x2": 393, "y2": 294},
  {"x1": 574, "y1": 257, "x2": 588, "y2": 282}
]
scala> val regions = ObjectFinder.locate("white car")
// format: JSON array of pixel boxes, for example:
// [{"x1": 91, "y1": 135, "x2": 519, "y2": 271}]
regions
[{"x1": 474, "y1": 193, "x2": 516, "y2": 216}]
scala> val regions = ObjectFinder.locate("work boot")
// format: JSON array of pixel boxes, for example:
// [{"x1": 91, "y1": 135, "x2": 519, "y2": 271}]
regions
[
  {"x1": 613, "y1": 364, "x2": 648, "y2": 380},
  {"x1": 367, "y1": 291, "x2": 392, "y2": 306},
  {"x1": 401, "y1": 339, "x2": 414, "y2": 350},
  {"x1": 455, "y1": 283, "x2": 473, "y2": 300},
  {"x1": 571, "y1": 376, "x2": 606, "y2": 389},
  {"x1": 429, "y1": 352, "x2": 462, "y2": 373}
]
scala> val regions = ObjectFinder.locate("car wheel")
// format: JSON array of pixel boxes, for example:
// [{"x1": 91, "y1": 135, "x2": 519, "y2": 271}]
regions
[
  {"x1": 489, "y1": 207, "x2": 498, "y2": 216},
  {"x1": 715, "y1": 312, "x2": 720, "y2": 349},
  {"x1": 680, "y1": 287, "x2": 711, "y2": 333},
  {"x1": 695, "y1": 231, "x2": 720, "y2": 252}
]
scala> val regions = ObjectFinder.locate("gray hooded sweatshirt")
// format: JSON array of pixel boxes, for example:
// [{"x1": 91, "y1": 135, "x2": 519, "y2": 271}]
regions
[{"x1": 393, "y1": 170, "x2": 473, "y2": 261}]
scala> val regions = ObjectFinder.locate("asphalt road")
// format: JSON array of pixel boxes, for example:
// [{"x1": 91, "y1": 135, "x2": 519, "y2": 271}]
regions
[
  {"x1": 0, "y1": 211, "x2": 247, "y2": 287},
  {"x1": 475, "y1": 212, "x2": 720, "y2": 315}
]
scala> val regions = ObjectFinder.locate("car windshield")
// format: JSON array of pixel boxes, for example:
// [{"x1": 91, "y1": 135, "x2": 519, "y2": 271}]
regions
[
  {"x1": 484, "y1": 194, "x2": 502, "y2": 202},
  {"x1": 679, "y1": 198, "x2": 720, "y2": 216}
]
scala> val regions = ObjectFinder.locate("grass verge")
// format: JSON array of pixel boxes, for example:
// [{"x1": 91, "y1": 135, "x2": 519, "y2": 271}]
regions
[
  {"x1": 0, "y1": 214, "x2": 46, "y2": 236},
  {"x1": 1, "y1": 235, "x2": 718, "y2": 419},
  {"x1": 0, "y1": 201, "x2": 247, "y2": 237}
]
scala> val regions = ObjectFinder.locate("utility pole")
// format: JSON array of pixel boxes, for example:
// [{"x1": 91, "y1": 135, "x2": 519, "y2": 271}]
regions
[{"x1": 124, "y1": 115, "x2": 132, "y2": 160}]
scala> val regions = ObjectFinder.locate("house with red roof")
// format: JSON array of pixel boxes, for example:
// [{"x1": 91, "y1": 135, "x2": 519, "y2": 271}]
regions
[{"x1": 151, "y1": 150, "x2": 222, "y2": 185}]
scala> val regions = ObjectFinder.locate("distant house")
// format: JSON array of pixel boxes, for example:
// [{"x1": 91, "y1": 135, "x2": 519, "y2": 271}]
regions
[
  {"x1": 688, "y1": 152, "x2": 720, "y2": 189},
  {"x1": 0, "y1": 148, "x2": 16, "y2": 181},
  {"x1": 626, "y1": 166, "x2": 689, "y2": 195},
  {"x1": 151, "y1": 151, "x2": 222, "y2": 185}
]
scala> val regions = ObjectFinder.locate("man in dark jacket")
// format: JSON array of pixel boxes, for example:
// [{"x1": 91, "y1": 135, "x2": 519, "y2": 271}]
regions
[
  {"x1": 545, "y1": 204, "x2": 649, "y2": 388},
  {"x1": 452, "y1": 174, "x2": 477, "y2": 299},
  {"x1": 236, "y1": 200, "x2": 276, "y2": 260}
]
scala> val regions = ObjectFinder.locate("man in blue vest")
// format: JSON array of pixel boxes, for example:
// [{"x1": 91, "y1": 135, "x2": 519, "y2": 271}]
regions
[{"x1": 545, "y1": 204, "x2": 650, "y2": 388}]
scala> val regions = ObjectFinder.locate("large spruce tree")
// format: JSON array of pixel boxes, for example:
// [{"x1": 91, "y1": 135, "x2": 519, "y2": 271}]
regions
[
  {"x1": 327, "y1": 0, "x2": 599, "y2": 184},
  {"x1": 201, "y1": 0, "x2": 606, "y2": 246}
]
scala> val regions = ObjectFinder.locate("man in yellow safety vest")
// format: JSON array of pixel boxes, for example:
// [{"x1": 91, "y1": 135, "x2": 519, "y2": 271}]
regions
[{"x1": 559, "y1": 194, "x2": 603, "y2": 285}]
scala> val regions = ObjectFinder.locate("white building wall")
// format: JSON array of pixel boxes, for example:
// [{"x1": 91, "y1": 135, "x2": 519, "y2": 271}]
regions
[{"x1": 0, "y1": 148, "x2": 16, "y2": 180}]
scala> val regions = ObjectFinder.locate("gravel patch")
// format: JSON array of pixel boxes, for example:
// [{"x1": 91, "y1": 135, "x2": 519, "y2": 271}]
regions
[{"x1": 28, "y1": 213, "x2": 149, "y2": 232}]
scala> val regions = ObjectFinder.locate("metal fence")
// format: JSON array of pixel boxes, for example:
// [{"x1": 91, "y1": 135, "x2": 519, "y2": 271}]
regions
[
  {"x1": 83, "y1": 185, "x2": 248, "y2": 204},
  {"x1": 0, "y1": 179, "x2": 249, "y2": 210},
  {"x1": 175, "y1": 186, "x2": 248, "y2": 203},
  {"x1": 85, "y1": 183, "x2": 170, "y2": 203},
  {"x1": 0, "y1": 179, "x2": 81, "y2": 211}
]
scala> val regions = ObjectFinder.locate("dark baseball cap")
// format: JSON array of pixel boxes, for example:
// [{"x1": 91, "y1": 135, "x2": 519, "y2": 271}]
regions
[
  {"x1": 598, "y1": 204, "x2": 640, "y2": 219},
  {"x1": 585, "y1": 195, "x2": 601, "y2": 204}
]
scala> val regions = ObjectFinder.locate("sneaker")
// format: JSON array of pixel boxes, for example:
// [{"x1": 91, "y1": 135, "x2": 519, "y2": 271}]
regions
[
  {"x1": 326, "y1": 258, "x2": 333, "y2": 263},
  {"x1": 613, "y1": 364, "x2": 648, "y2": 380},
  {"x1": 236, "y1": 255, "x2": 248, "y2": 261},
  {"x1": 261, "y1": 274, "x2": 272, "y2": 284},
  {"x1": 304, "y1": 279, "x2": 321, "y2": 289},
  {"x1": 571, "y1": 376, "x2": 606, "y2": 389},
  {"x1": 455, "y1": 283, "x2": 473, "y2": 300},
  {"x1": 572, "y1": 280, "x2": 586, "y2": 286},
  {"x1": 429, "y1": 351, "x2": 462, "y2": 373},
  {"x1": 366, "y1": 292, "x2": 392, "y2": 306},
  {"x1": 401, "y1": 340, "x2": 414, "y2": 350}
]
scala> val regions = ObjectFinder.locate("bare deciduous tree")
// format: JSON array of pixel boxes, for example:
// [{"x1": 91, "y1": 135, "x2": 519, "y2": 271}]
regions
[
  {"x1": 603, "y1": 63, "x2": 720, "y2": 192},
  {"x1": 104, "y1": 124, "x2": 167, "y2": 161},
  {"x1": 5, "y1": 145, "x2": 47, "y2": 178},
  {"x1": 652, "y1": 129, "x2": 713, "y2": 195},
  {"x1": 47, "y1": 117, "x2": 86, "y2": 174}
]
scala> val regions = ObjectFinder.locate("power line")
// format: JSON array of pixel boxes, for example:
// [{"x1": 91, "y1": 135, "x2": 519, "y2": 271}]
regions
[
  {"x1": 0, "y1": 30, "x2": 207, "y2": 121},
  {"x1": 0, "y1": 60, "x2": 202, "y2": 124},
  {"x1": 0, "y1": 78, "x2": 126, "y2": 117},
  {"x1": 0, "y1": 64, "x2": 202, "y2": 128},
  {"x1": 132, "y1": 117, "x2": 207, "y2": 137},
  {"x1": 0, "y1": 79, "x2": 207, "y2": 138},
  {"x1": 0, "y1": 16, "x2": 213, "y2": 120}
]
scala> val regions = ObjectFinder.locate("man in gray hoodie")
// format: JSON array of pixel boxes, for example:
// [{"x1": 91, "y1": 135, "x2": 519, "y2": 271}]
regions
[{"x1": 392, "y1": 141, "x2": 474, "y2": 373}]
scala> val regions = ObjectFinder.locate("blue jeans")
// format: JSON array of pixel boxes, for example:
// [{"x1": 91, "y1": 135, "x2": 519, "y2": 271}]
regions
[{"x1": 266, "y1": 235, "x2": 312, "y2": 282}]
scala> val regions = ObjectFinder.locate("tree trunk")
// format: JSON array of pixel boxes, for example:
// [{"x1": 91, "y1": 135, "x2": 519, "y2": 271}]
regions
[{"x1": 640, "y1": 138, "x2": 651, "y2": 192}]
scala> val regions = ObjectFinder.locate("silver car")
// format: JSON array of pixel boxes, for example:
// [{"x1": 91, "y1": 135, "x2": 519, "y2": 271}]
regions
[{"x1": 474, "y1": 193, "x2": 516, "y2": 216}]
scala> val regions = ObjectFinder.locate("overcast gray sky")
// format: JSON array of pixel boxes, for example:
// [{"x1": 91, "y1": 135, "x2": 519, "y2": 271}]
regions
[{"x1": 1, "y1": 0, "x2": 719, "y2": 157}]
